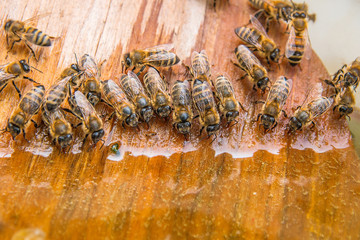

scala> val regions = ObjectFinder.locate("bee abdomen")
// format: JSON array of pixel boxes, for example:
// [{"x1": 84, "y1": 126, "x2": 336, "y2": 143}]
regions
[
  {"x1": 25, "y1": 27, "x2": 51, "y2": 46},
  {"x1": 235, "y1": 27, "x2": 259, "y2": 44},
  {"x1": 286, "y1": 35, "x2": 306, "y2": 65},
  {"x1": 20, "y1": 85, "x2": 45, "y2": 114},
  {"x1": 248, "y1": 0, "x2": 264, "y2": 9}
]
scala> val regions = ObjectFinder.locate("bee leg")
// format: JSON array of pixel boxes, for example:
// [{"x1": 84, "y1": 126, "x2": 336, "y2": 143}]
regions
[
  {"x1": 295, "y1": 106, "x2": 301, "y2": 111},
  {"x1": 193, "y1": 115, "x2": 199, "y2": 120},
  {"x1": 31, "y1": 119, "x2": 40, "y2": 128},
  {"x1": 254, "y1": 100, "x2": 265, "y2": 105},
  {"x1": 22, "y1": 129, "x2": 29, "y2": 143},
  {"x1": 271, "y1": 121, "x2": 278, "y2": 130},
  {"x1": 332, "y1": 105, "x2": 338, "y2": 112},
  {"x1": 72, "y1": 122, "x2": 83, "y2": 128},
  {"x1": 106, "y1": 112, "x2": 115, "y2": 121},
  {"x1": 23, "y1": 76, "x2": 40, "y2": 85},
  {"x1": 82, "y1": 134, "x2": 89, "y2": 148},
  {"x1": 310, "y1": 121, "x2": 316, "y2": 130},
  {"x1": 346, "y1": 115, "x2": 351, "y2": 121},
  {"x1": 281, "y1": 110, "x2": 288, "y2": 118},
  {"x1": 136, "y1": 65, "x2": 148, "y2": 76},
  {"x1": 7, "y1": 39, "x2": 21, "y2": 52},
  {"x1": 210, "y1": 134, "x2": 217, "y2": 144},
  {"x1": 0, "y1": 83, "x2": 9, "y2": 96},
  {"x1": 23, "y1": 41, "x2": 38, "y2": 62},
  {"x1": 238, "y1": 101, "x2": 247, "y2": 112},
  {"x1": 11, "y1": 81, "x2": 22, "y2": 99},
  {"x1": 199, "y1": 126, "x2": 204, "y2": 137},
  {"x1": 253, "y1": 85, "x2": 257, "y2": 91}
]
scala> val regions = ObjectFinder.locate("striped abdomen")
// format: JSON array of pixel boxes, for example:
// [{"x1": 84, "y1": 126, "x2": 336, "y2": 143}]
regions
[
  {"x1": 191, "y1": 51, "x2": 210, "y2": 78},
  {"x1": 171, "y1": 80, "x2": 192, "y2": 107},
  {"x1": 20, "y1": 85, "x2": 45, "y2": 115},
  {"x1": 248, "y1": 0, "x2": 265, "y2": 9},
  {"x1": 44, "y1": 81, "x2": 68, "y2": 112},
  {"x1": 267, "y1": 77, "x2": 292, "y2": 106},
  {"x1": 146, "y1": 50, "x2": 180, "y2": 67},
  {"x1": 308, "y1": 97, "x2": 333, "y2": 118},
  {"x1": 192, "y1": 79, "x2": 217, "y2": 113},
  {"x1": 235, "y1": 27, "x2": 263, "y2": 50},
  {"x1": 101, "y1": 79, "x2": 130, "y2": 109},
  {"x1": 286, "y1": 34, "x2": 306, "y2": 66},
  {"x1": 214, "y1": 75, "x2": 234, "y2": 99},
  {"x1": 24, "y1": 27, "x2": 51, "y2": 46},
  {"x1": 235, "y1": 45, "x2": 253, "y2": 72}
]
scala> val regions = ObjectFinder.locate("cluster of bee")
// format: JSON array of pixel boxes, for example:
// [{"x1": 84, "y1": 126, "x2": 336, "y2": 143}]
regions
[{"x1": 0, "y1": 0, "x2": 358, "y2": 151}]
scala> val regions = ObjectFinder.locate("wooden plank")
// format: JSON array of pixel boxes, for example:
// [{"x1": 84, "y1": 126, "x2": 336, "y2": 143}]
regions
[{"x1": 0, "y1": 0, "x2": 359, "y2": 239}]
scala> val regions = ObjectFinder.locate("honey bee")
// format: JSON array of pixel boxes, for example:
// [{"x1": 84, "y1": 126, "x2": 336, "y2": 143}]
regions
[
  {"x1": 4, "y1": 85, "x2": 45, "y2": 139},
  {"x1": 326, "y1": 57, "x2": 360, "y2": 91},
  {"x1": 333, "y1": 86, "x2": 355, "y2": 119},
  {"x1": 122, "y1": 44, "x2": 180, "y2": 75},
  {"x1": 118, "y1": 71, "x2": 154, "y2": 123},
  {"x1": 0, "y1": 60, "x2": 39, "y2": 98},
  {"x1": 79, "y1": 54, "x2": 101, "y2": 106},
  {"x1": 233, "y1": 45, "x2": 270, "y2": 92},
  {"x1": 66, "y1": 90, "x2": 104, "y2": 145},
  {"x1": 41, "y1": 108, "x2": 73, "y2": 149},
  {"x1": 143, "y1": 67, "x2": 172, "y2": 118},
  {"x1": 214, "y1": 75, "x2": 244, "y2": 123},
  {"x1": 60, "y1": 63, "x2": 82, "y2": 88},
  {"x1": 43, "y1": 76, "x2": 71, "y2": 112},
  {"x1": 100, "y1": 79, "x2": 139, "y2": 127},
  {"x1": 4, "y1": 16, "x2": 53, "y2": 60},
  {"x1": 171, "y1": 80, "x2": 193, "y2": 135},
  {"x1": 256, "y1": 76, "x2": 292, "y2": 131},
  {"x1": 235, "y1": 16, "x2": 281, "y2": 64},
  {"x1": 289, "y1": 96, "x2": 333, "y2": 131},
  {"x1": 192, "y1": 78, "x2": 220, "y2": 137},
  {"x1": 190, "y1": 50, "x2": 211, "y2": 83},
  {"x1": 285, "y1": 10, "x2": 311, "y2": 66}
]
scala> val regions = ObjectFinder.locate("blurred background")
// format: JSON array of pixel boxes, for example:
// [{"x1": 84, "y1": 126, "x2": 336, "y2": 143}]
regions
[{"x1": 307, "y1": 0, "x2": 360, "y2": 153}]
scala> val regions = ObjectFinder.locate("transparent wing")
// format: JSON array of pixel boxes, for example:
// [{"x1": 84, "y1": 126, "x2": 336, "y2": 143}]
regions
[
  {"x1": 143, "y1": 52, "x2": 177, "y2": 62},
  {"x1": 0, "y1": 67, "x2": 16, "y2": 85},
  {"x1": 22, "y1": 13, "x2": 51, "y2": 24},
  {"x1": 123, "y1": 71, "x2": 145, "y2": 100},
  {"x1": 74, "y1": 90, "x2": 96, "y2": 121},
  {"x1": 147, "y1": 67, "x2": 167, "y2": 93},
  {"x1": 191, "y1": 50, "x2": 210, "y2": 78},
  {"x1": 80, "y1": 54, "x2": 99, "y2": 78},
  {"x1": 237, "y1": 45, "x2": 262, "y2": 71},
  {"x1": 250, "y1": 14, "x2": 269, "y2": 38},
  {"x1": 214, "y1": 74, "x2": 235, "y2": 101},
  {"x1": 193, "y1": 80, "x2": 216, "y2": 117},
  {"x1": 308, "y1": 97, "x2": 333, "y2": 119},
  {"x1": 144, "y1": 43, "x2": 174, "y2": 52},
  {"x1": 303, "y1": 29, "x2": 312, "y2": 60},
  {"x1": 266, "y1": 77, "x2": 293, "y2": 109},
  {"x1": 285, "y1": 27, "x2": 296, "y2": 59}
]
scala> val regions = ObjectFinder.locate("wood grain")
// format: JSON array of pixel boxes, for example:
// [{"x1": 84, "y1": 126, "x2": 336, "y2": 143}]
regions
[{"x1": 0, "y1": 0, "x2": 359, "y2": 239}]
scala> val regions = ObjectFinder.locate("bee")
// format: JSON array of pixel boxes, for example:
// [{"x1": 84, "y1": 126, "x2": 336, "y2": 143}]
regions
[
  {"x1": 289, "y1": 96, "x2": 333, "y2": 131},
  {"x1": 79, "y1": 54, "x2": 101, "y2": 106},
  {"x1": 0, "y1": 60, "x2": 39, "y2": 98},
  {"x1": 190, "y1": 50, "x2": 211, "y2": 83},
  {"x1": 41, "y1": 108, "x2": 73, "y2": 149},
  {"x1": 4, "y1": 16, "x2": 53, "y2": 60},
  {"x1": 60, "y1": 63, "x2": 82, "y2": 88},
  {"x1": 285, "y1": 10, "x2": 311, "y2": 66},
  {"x1": 66, "y1": 90, "x2": 104, "y2": 145},
  {"x1": 122, "y1": 44, "x2": 180, "y2": 75},
  {"x1": 233, "y1": 45, "x2": 270, "y2": 92},
  {"x1": 100, "y1": 79, "x2": 139, "y2": 127},
  {"x1": 143, "y1": 67, "x2": 172, "y2": 118},
  {"x1": 256, "y1": 76, "x2": 292, "y2": 131},
  {"x1": 192, "y1": 78, "x2": 220, "y2": 137},
  {"x1": 119, "y1": 71, "x2": 154, "y2": 123},
  {"x1": 171, "y1": 80, "x2": 193, "y2": 135},
  {"x1": 326, "y1": 57, "x2": 360, "y2": 91},
  {"x1": 4, "y1": 85, "x2": 45, "y2": 139},
  {"x1": 43, "y1": 76, "x2": 71, "y2": 112},
  {"x1": 235, "y1": 16, "x2": 281, "y2": 64},
  {"x1": 214, "y1": 75, "x2": 244, "y2": 123},
  {"x1": 333, "y1": 86, "x2": 355, "y2": 119}
]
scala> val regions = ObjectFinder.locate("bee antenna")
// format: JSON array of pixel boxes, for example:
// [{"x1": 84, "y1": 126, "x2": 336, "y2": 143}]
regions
[
  {"x1": 290, "y1": 0, "x2": 296, "y2": 9},
  {"x1": 121, "y1": 61, "x2": 125, "y2": 73},
  {"x1": 99, "y1": 139, "x2": 105, "y2": 149},
  {"x1": 74, "y1": 52, "x2": 79, "y2": 65},
  {"x1": 31, "y1": 66, "x2": 43, "y2": 73}
]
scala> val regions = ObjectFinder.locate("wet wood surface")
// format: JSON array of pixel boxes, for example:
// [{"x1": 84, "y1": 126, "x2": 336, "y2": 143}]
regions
[{"x1": 0, "y1": 0, "x2": 360, "y2": 239}]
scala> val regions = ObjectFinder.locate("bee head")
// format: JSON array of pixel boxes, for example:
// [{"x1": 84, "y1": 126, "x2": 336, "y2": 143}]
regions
[
  {"x1": 257, "y1": 77, "x2": 269, "y2": 92},
  {"x1": 206, "y1": 124, "x2": 220, "y2": 136},
  {"x1": 226, "y1": 111, "x2": 239, "y2": 122},
  {"x1": 19, "y1": 59, "x2": 30, "y2": 73},
  {"x1": 270, "y1": 48, "x2": 280, "y2": 63},
  {"x1": 123, "y1": 53, "x2": 132, "y2": 67},
  {"x1": 344, "y1": 72, "x2": 357, "y2": 87},
  {"x1": 57, "y1": 134, "x2": 73, "y2": 149},
  {"x1": 125, "y1": 113, "x2": 139, "y2": 127},
  {"x1": 261, "y1": 114, "x2": 275, "y2": 130},
  {"x1": 140, "y1": 106, "x2": 153, "y2": 123},
  {"x1": 91, "y1": 129, "x2": 104, "y2": 144},
  {"x1": 289, "y1": 116, "x2": 302, "y2": 131},
  {"x1": 157, "y1": 105, "x2": 172, "y2": 118},
  {"x1": 86, "y1": 92, "x2": 101, "y2": 106},
  {"x1": 4, "y1": 20, "x2": 13, "y2": 31},
  {"x1": 339, "y1": 105, "x2": 353, "y2": 116},
  {"x1": 70, "y1": 63, "x2": 81, "y2": 72},
  {"x1": 7, "y1": 122, "x2": 21, "y2": 140},
  {"x1": 176, "y1": 121, "x2": 191, "y2": 135},
  {"x1": 179, "y1": 112, "x2": 189, "y2": 122}
]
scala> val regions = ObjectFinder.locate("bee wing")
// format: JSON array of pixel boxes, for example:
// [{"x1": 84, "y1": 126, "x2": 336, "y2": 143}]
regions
[
  {"x1": 250, "y1": 15, "x2": 270, "y2": 38},
  {"x1": 0, "y1": 68, "x2": 16, "y2": 85},
  {"x1": 22, "y1": 12, "x2": 51, "y2": 24},
  {"x1": 74, "y1": 91, "x2": 97, "y2": 121},
  {"x1": 143, "y1": 52, "x2": 178, "y2": 63},
  {"x1": 193, "y1": 81, "x2": 216, "y2": 118},
  {"x1": 147, "y1": 67, "x2": 168, "y2": 94},
  {"x1": 266, "y1": 77, "x2": 293, "y2": 109},
  {"x1": 303, "y1": 29, "x2": 312, "y2": 60},
  {"x1": 238, "y1": 45, "x2": 262, "y2": 71},
  {"x1": 191, "y1": 50, "x2": 210, "y2": 78},
  {"x1": 124, "y1": 71, "x2": 145, "y2": 100},
  {"x1": 80, "y1": 55, "x2": 99, "y2": 78},
  {"x1": 285, "y1": 27, "x2": 296, "y2": 59},
  {"x1": 308, "y1": 97, "x2": 333, "y2": 119},
  {"x1": 143, "y1": 43, "x2": 174, "y2": 52}
]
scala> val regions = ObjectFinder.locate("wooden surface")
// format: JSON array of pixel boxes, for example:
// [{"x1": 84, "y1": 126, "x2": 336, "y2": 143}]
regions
[{"x1": 0, "y1": 0, "x2": 359, "y2": 239}]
